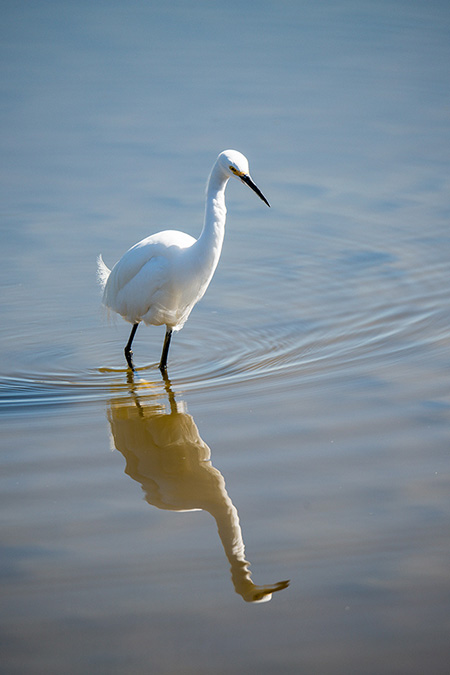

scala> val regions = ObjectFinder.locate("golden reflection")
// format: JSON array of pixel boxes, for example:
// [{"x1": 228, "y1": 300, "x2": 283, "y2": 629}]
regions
[{"x1": 107, "y1": 373, "x2": 289, "y2": 603}]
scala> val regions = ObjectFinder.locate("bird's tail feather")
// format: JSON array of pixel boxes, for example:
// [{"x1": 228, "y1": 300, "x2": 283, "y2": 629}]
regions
[{"x1": 96, "y1": 254, "x2": 111, "y2": 290}]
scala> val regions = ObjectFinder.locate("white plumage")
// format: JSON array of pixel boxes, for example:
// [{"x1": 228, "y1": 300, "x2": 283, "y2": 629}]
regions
[{"x1": 97, "y1": 149, "x2": 270, "y2": 372}]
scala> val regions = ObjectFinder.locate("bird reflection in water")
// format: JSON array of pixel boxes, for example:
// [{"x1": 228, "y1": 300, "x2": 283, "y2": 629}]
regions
[{"x1": 107, "y1": 373, "x2": 289, "y2": 603}]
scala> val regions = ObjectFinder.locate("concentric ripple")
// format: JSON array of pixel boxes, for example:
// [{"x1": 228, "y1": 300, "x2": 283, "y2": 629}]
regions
[{"x1": 1, "y1": 236, "x2": 447, "y2": 410}]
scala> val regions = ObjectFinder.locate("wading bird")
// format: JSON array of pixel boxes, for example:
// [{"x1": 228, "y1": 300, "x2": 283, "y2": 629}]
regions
[{"x1": 97, "y1": 150, "x2": 270, "y2": 372}]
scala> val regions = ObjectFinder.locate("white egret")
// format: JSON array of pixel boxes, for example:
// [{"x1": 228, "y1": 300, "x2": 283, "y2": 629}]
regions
[{"x1": 97, "y1": 149, "x2": 270, "y2": 372}]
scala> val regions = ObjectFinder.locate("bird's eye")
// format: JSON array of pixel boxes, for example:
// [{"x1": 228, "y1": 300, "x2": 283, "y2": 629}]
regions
[{"x1": 229, "y1": 166, "x2": 238, "y2": 174}]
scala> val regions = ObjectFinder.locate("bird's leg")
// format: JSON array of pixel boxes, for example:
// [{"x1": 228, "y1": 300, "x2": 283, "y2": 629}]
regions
[
  {"x1": 159, "y1": 328, "x2": 173, "y2": 373},
  {"x1": 124, "y1": 322, "x2": 139, "y2": 370}
]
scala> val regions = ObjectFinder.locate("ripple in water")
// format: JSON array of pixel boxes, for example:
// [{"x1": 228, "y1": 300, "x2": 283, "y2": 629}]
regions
[{"x1": 1, "y1": 242, "x2": 446, "y2": 410}]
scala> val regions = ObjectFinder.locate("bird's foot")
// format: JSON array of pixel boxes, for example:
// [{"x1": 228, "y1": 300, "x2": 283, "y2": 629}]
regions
[{"x1": 124, "y1": 347, "x2": 135, "y2": 371}]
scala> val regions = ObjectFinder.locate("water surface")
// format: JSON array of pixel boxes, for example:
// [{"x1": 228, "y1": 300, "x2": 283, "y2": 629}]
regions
[{"x1": 1, "y1": 1, "x2": 450, "y2": 673}]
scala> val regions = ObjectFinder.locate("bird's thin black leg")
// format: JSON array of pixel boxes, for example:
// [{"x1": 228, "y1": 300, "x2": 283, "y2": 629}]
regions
[
  {"x1": 124, "y1": 322, "x2": 139, "y2": 370},
  {"x1": 159, "y1": 328, "x2": 173, "y2": 373}
]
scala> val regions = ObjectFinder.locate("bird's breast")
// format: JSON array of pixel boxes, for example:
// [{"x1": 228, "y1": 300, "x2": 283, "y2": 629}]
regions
[{"x1": 102, "y1": 230, "x2": 221, "y2": 330}]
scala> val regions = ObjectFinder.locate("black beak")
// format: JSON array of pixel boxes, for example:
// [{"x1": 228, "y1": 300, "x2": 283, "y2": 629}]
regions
[{"x1": 241, "y1": 174, "x2": 270, "y2": 207}]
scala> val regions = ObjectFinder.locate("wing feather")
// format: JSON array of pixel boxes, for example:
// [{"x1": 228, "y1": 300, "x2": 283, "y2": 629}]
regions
[{"x1": 102, "y1": 230, "x2": 196, "y2": 325}]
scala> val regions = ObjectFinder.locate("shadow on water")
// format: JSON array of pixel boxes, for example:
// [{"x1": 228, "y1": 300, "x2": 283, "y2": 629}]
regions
[{"x1": 106, "y1": 371, "x2": 290, "y2": 603}]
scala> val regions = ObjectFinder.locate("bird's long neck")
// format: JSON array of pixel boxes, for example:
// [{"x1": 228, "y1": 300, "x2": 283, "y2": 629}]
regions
[{"x1": 195, "y1": 162, "x2": 229, "y2": 273}]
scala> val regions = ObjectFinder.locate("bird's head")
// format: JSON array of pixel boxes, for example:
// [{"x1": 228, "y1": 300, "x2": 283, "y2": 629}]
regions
[{"x1": 218, "y1": 149, "x2": 270, "y2": 207}]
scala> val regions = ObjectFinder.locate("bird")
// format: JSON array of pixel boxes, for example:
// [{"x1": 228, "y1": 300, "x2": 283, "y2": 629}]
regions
[{"x1": 97, "y1": 149, "x2": 270, "y2": 373}]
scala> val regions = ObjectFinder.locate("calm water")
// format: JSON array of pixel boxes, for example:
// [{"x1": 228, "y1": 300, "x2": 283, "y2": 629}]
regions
[{"x1": 1, "y1": 1, "x2": 450, "y2": 673}]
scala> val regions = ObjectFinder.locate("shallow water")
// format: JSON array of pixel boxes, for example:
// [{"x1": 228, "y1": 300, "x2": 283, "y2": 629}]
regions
[{"x1": 1, "y1": 1, "x2": 450, "y2": 673}]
